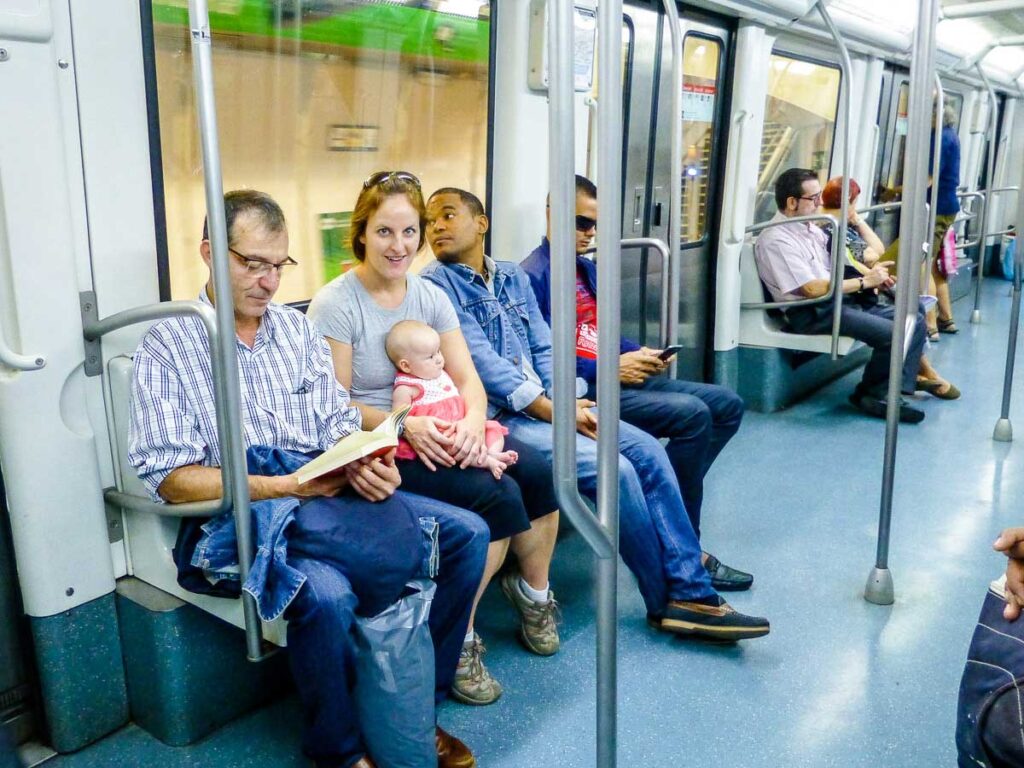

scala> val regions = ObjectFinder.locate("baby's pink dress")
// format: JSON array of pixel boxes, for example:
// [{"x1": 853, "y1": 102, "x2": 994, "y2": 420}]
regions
[{"x1": 394, "y1": 370, "x2": 508, "y2": 461}]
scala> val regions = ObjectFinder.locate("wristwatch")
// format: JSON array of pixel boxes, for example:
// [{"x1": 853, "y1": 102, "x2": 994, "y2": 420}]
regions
[{"x1": 858, "y1": 277, "x2": 865, "y2": 292}]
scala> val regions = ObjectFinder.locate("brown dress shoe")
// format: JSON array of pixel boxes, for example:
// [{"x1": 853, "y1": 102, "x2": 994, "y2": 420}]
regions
[{"x1": 436, "y1": 726, "x2": 476, "y2": 768}]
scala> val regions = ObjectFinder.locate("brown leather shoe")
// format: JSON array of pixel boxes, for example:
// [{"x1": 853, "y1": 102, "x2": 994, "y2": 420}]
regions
[
  {"x1": 436, "y1": 726, "x2": 476, "y2": 768},
  {"x1": 351, "y1": 757, "x2": 377, "y2": 768}
]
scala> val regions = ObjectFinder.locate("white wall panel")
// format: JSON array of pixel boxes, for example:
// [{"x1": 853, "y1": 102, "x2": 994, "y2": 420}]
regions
[{"x1": 714, "y1": 22, "x2": 776, "y2": 351}]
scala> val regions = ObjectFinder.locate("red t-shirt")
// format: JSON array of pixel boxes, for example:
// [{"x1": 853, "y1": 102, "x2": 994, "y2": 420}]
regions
[{"x1": 576, "y1": 266, "x2": 598, "y2": 360}]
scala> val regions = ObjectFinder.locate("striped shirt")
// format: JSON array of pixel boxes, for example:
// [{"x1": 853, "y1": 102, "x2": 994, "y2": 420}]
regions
[{"x1": 128, "y1": 292, "x2": 361, "y2": 499}]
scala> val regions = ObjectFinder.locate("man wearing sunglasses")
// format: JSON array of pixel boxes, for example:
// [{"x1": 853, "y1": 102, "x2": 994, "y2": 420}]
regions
[
  {"x1": 128, "y1": 189, "x2": 485, "y2": 768},
  {"x1": 422, "y1": 186, "x2": 770, "y2": 643},
  {"x1": 520, "y1": 175, "x2": 753, "y2": 593},
  {"x1": 754, "y1": 168, "x2": 927, "y2": 423}
]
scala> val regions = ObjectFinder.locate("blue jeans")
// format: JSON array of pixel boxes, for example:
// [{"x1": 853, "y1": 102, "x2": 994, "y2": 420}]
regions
[
  {"x1": 501, "y1": 412, "x2": 716, "y2": 615},
  {"x1": 601, "y1": 377, "x2": 743, "y2": 539},
  {"x1": 284, "y1": 494, "x2": 488, "y2": 768}
]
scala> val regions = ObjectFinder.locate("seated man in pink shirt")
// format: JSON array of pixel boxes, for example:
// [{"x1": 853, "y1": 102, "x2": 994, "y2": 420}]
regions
[{"x1": 753, "y1": 168, "x2": 927, "y2": 424}]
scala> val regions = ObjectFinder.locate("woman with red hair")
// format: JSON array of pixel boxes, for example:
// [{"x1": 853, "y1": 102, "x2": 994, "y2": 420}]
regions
[{"x1": 821, "y1": 176, "x2": 960, "y2": 399}]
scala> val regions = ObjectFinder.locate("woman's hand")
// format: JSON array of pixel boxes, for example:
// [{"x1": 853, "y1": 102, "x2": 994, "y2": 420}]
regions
[
  {"x1": 448, "y1": 412, "x2": 487, "y2": 469},
  {"x1": 402, "y1": 415, "x2": 456, "y2": 471}
]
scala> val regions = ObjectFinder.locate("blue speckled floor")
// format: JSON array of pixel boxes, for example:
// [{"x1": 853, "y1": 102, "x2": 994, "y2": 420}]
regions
[{"x1": 48, "y1": 280, "x2": 1024, "y2": 767}]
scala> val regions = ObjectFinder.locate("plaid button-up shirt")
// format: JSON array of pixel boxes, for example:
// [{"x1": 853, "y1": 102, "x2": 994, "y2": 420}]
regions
[{"x1": 128, "y1": 291, "x2": 361, "y2": 500}]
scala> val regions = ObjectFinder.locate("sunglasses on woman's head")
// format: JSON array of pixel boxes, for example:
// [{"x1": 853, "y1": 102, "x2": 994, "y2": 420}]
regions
[{"x1": 363, "y1": 171, "x2": 421, "y2": 189}]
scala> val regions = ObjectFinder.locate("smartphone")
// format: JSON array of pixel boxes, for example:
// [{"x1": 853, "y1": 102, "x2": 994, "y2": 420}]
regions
[{"x1": 657, "y1": 345, "x2": 683, "y2": 362}]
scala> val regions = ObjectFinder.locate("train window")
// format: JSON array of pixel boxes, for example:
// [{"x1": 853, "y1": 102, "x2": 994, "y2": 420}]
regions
[
  {"x1": 147, "y1": 0, "x2": 492, "y2": 303},
  {"x1": 944, "y1": 90, "x2": 963, "y2": 132},
  {"x1": 754, "y1": 53, "x2": 841, "y2": 222},
  {"x1": 884, "y1": 82, "x2": 910, "y2": 191},
  {"x1": 680, "y1": 35, "x2": 721, "y2": 244}
]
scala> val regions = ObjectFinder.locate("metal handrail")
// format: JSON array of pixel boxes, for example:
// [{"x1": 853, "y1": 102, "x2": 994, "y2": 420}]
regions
[
  {"x1": 984, "y1": 186, "x2": 1019, "y2": 238},
  {"x1": 189, "y1": 0, "x2": 264, "y2": 662},
  {"x1": 660, "y1": 0, "x2": 683, "y2": 380},
  {"x1": 993, "y1": 168, "x2": 1024, "y2": 441},
  {"x1": 549, "y1": 1, "x2": 621, "y2": 764},
  {"x1": 815, "y1": 0, "x2": 853, "y2": 360},
  {"x1": 956, "y1": 190, "x2": 985, "y2": 249},
  {"x1": 741, "y1": 214, "x2": 844, "y2": 317},
  {"x1": 972, "y1": 66, "x2": 999, "y2": 322},
  {"x1": 0, "y1": 311, "x2": 45, "y2": 370},
  {"x1": 620, "y1": 238, "x2": 672, "y2": 349},
  {"x1": 728, "y1": 110, "x2": 752, "y2": 245},
  {"x1": 857, "y1": 202, "x2": 902, "y2": 216},
  {"x1": 865, "y1": 0, "x2": 941, "y2": 607},
  {"x1": 83, "y1": 301, "x2": 234, "y2": 521}
]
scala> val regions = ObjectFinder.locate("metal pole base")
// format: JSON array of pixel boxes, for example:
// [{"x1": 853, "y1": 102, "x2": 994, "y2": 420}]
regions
[
  {"x1": 971, "y1": 309, "x2": 982, "y2": 324},
  {"x1": 994, "y1": 418, "x2": 1014, "y2": 442},
  {"x1": 864, "y1": 567, "x2": 895, "y2": 605}
]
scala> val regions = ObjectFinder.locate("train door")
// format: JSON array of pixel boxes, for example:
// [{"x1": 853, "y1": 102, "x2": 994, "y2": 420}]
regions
[
  {"x1": 873, "y1": 68, "x2": 910, "y2": 246},
  {"x1": 618, "y1": 5, "x2": 731, "y2": 381}
]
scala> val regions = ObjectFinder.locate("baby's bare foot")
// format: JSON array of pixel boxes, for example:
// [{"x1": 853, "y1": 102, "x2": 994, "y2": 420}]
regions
[
  {"x1": 493, "y1": 449, "x2": 518, "y2": 466},
  {"x1": 485, "y1": 456, "x2": 508, "y2": 480}
]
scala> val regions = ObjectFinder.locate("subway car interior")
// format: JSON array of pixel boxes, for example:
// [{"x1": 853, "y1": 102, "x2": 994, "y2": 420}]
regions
[{"x1": 5, "y1": 0, "x2": 1024, "y2": 765}]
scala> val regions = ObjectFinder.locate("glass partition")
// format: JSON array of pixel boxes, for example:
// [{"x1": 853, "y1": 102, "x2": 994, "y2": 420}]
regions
[
  {"x1": 679, "y1": 35, "x2": 721, "y2": 244},
  {"x1": 754, "y1": 53, "x2": 841, "y2": 222},
  {"x1": 149, "y1": 0, "x2": 492, "y2": 303}
]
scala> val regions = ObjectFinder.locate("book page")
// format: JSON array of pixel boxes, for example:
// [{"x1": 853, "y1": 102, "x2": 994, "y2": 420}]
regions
[{"x1": 295, "y1": 404, "x2": 412, "y2": 485}]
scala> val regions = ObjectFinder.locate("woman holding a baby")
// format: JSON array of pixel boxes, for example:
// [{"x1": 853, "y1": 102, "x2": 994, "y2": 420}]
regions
[{"x1": 307, "y1": 171, "x2": 560, "y2": 707}]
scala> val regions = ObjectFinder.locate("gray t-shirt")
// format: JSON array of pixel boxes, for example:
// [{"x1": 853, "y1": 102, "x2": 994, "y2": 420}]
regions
[{"x1": 307, "y1": 270, "x2": 459, "y2": 412}]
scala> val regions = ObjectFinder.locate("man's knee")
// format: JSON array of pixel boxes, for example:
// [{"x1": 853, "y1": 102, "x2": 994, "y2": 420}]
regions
[{"x1": 286, "y1": 560, "x2": 358, "y2": 629}]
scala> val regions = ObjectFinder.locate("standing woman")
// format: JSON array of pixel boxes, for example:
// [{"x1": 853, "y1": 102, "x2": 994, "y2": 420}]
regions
[{"x1": 307, "y1": 172, "x2": 561, "y2": 707}]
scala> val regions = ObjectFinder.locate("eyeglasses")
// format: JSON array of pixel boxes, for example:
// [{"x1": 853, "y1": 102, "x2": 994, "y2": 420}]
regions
[
  {"x1": 576, "y1": 215, "x2": 598, "y2": 232},
  {"x1": 363, "y1": 171, "x2": 421, "y2": 189},
  {"x1": 799, "y1": 192, "x2": 823, "y2": 203},
  {"x1": 229, "y1": 248, "x2": 298, "y2": 278}
]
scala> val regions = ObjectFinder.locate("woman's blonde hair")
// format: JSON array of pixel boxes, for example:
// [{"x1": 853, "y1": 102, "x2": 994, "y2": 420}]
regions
[{"x1": 349, "y1": 172, "x2": 426, "y2": 261}]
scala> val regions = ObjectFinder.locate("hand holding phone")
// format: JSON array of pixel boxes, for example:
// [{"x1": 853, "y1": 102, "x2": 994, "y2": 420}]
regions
[{"x1": 657, "y1": 345, "x2": 683, "y2": 362}]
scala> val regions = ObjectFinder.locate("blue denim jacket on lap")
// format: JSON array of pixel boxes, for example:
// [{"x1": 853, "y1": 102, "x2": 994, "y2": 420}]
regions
[
  {"x1": 421, "y1": 259, "x2": 557, "y2": 417},
  {"x1": 183, "y1": 445, "x2": 440, "y2": 622}
]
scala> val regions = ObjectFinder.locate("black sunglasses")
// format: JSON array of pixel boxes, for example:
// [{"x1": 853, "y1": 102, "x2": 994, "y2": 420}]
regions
[
  {"x1": 576, "y1": 215, "x2": 598, "y2": 232},
  {"x1": 363, "y1": 171, "x2": 421, "y2": 189}
]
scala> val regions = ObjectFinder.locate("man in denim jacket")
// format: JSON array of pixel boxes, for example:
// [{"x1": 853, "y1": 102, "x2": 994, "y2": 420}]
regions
[
  {"x1": 421, "y1": 187, "x2": 769, "y2": 642},
  {"x1": 521, "y1": 175, "x2": 751, "y2": 590},
  {"x1": 128, "y1": 190, "x2": 486, "y2": 768}
]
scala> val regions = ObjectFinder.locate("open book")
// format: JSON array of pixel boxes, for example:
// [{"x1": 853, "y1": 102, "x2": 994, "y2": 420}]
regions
[{"x1": 294, "y1": 404, "x2": 412, "y2": 485}]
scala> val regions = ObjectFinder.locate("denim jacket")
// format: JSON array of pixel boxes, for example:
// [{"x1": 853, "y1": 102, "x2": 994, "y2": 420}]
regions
[
  {"x1": 181, "y1": 445, "x2": 440, "y2": 622},
  {"x1": 183, "y1": 445, "x2": 310, "y2": 622},
  {"x1": 421, "y1": 259, "x2": 557, "y2": 417},
  {"x1": 520, "y1": 237, "x2": 641, "y2": 386}
]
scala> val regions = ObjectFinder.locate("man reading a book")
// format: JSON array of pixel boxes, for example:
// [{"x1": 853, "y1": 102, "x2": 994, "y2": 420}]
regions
[{"x1": 127, "y1": 189, "x2": 486, "y2": 768}]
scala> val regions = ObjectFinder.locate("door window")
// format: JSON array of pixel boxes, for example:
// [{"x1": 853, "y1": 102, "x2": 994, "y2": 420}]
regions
[
  {"x1": 680, "y1": 35, "x2": 721, "y2": 244},
  {"x1": 147, "y1": 0, "x2": 492, "y2": 303},
  {"x1": 755, "y1": 53, "x2": 841, "y2": 222}
]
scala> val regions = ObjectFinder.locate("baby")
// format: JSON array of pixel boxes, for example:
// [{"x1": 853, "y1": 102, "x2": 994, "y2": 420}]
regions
[{"x1": 385, "y1": 319, "x2": 518, "y2": 480}]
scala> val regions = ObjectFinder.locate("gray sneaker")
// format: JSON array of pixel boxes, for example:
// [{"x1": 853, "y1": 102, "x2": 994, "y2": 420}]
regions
[
  {"x1": 499, "y1": 571, "x2": 560, "y2": 656},
  {"x1": 451, "y1": 632, "x2": 502, "y2": 705}
]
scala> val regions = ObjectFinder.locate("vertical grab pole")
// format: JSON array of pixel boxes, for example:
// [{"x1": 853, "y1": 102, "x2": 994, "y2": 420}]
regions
[
  {"x1": 595, "y1": 0, "x2": 623, "y2": 764},
  {"x1": 973, "y1": 66, "x2": 999, "y2": 323},
  {"x1": 188, "y1": 0, "x2": 264, "y2": 660},
  {"x1": 924, "y1": 79, "x2": 943, "y2": 288},
  {"x1": 548, "y1": 3, "x2": 618, "y2": 765},
  {"x1": 865, "y1": 0, "x2": 940, "y2": 606},
  {"x1": 814, "y1": 0, "x2": 851, "y2": 360},
  {"x1": 992, "y1": 163, "x2": 1024, "y2": 441},
  {"x1": 659, "y1": 0, "x2": 684, "y2": 377}
]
